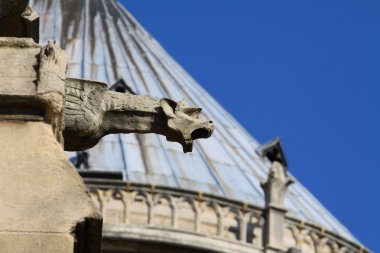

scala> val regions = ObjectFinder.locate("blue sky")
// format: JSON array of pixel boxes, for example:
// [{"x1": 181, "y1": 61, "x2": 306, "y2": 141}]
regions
[{"x1": 121, "y1": 1, "x2": 380, "y2": 251}]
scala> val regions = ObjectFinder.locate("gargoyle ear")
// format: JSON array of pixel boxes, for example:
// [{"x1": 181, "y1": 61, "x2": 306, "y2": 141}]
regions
[{"x1": 160, "y1": 98, "x2": 177, "y2": 118}]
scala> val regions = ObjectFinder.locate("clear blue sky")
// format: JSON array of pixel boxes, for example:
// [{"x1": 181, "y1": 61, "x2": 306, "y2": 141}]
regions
[{"x1": 121, "y1": 1, "x2": 380, "y2": 251}]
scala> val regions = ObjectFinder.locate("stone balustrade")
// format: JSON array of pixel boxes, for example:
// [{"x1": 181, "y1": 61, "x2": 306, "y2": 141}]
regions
[{"x1": 85, "y1": 179, "x2": 369, "y2": 253}]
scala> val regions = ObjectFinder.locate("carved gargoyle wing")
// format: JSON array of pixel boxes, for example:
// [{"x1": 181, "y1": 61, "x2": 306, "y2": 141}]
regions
[{"x1": 65, "y1": 79, "x2": 107, "y2": 130}]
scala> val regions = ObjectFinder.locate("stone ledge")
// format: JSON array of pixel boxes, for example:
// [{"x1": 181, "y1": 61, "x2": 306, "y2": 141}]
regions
[{"x1": 0, "y1": 121, "x2": 102, "y2": 253}]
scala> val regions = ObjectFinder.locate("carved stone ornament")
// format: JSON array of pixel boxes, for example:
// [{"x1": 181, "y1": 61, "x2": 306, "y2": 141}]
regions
[{"x1": 261, "y1": 161, "x2": 294, "y2": 208}]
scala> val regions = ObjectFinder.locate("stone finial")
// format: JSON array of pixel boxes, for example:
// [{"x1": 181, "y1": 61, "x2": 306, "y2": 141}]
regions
[
  {"x1": 261, "y1": 161, "x2": 294, "y2": 208},
  {"x1": 260, "y1": 141, "x2": 294, "y2": 253},
  {"x1": 63, "y1": 79, "x2": 214, "y2": 153},
  {"x1": 0, "y1": 0, "x2": 39, "y2": 43}
]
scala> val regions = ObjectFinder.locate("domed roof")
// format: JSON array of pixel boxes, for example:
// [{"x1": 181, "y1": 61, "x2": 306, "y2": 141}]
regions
[{"x1": 31, "y1": 0, "x2": 357, "y2": 244}]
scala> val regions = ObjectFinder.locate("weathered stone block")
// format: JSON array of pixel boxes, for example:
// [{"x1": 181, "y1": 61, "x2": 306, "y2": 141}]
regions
[
  {"x1": 0, "y1": 38, "x2": 39, "y2": 96},
  {"x1": 0, "y1": 233, "x2": 74, "y2": 253},
  {"x1": 0, "y1": 121, "x2": 102, "y2": 253}
]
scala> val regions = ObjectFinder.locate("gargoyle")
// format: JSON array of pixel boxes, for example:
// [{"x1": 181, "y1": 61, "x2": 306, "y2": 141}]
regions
[
  {"x1": 261, "y1": 161, "x2": 294, "y2": 208},
  {"x1": 64, "y1": 79, "x2": 214, "y2": 153}
]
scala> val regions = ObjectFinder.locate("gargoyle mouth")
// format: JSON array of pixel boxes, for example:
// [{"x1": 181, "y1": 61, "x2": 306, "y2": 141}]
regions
[
  {"x1": 191, "y1": 127, "x2": 213, "y2": 140},
  {"x1": 181, "y1": 121, "x2": 214, "y2": 153}
]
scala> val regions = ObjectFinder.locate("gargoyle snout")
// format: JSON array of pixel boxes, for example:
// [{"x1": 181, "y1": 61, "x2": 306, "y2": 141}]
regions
[
  {"x1": 180, "y1": 120, "x2": 215, "y2": 153},
  {"x1": 160, "y1": 98, "x2": 215, "y2": 153},
  {"x1": 191, "y1": 120, "x2": 214, "y2": 140}
]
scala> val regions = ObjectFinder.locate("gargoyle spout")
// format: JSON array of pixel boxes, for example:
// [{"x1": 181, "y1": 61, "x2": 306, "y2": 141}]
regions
[{"x1": 63, "y1": 79, "x2": 214, "y2": 153}]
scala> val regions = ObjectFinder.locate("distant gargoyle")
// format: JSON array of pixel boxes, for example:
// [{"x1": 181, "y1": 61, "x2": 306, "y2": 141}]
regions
[
  {"x1": 64, "y1": 79, "x2": 214, "y2": 153},
  {"x1": 261, "y1": 161, "x2": 294, "y2": 208}
]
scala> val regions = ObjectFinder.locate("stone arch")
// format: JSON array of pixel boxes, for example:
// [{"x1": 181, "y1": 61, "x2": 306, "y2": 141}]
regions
[
  {"x1": 101, "y1": 189, "x2": 126, "y2": 224},
  {"x1": 245, "y1": 212, "x2": 263, "y2": 246},
  {"x1": 152, "y1": 193, "x2": 175, "y2": 228},
  {"x1": 317, "y1": 238, "x2": 335, "y2": 253},
  {"x1": 284, "y1": 225, "x2": 298, "y2": 249},
  {"x1": 176, "y1": 197, "x2": 197, "y2": 232},
  {"x1": 330, "y1": 241, "x2": 340, "y2": 253},
  {"x1": 300, "y1": 233, "x2": 317, "y2": 253},
  {"x1": 129, "y1": 190, "x2": 151, "y2": 226},
  {"x1": 222, "y1": 207, "x2": 241, "y2": 241},
  {"x1": 199, "y1": 201, "x2": 221, "y2": 236}
]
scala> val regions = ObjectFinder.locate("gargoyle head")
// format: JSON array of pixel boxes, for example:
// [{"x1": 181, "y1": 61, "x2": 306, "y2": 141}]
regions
[{"x1": 160, "y1": 98, "x2": 214, "y2": 153}]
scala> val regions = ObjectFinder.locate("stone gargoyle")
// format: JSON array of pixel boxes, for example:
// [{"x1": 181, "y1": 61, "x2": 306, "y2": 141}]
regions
[
  {"x1": 64, "y1": 79, "x2": 214, "y2": 153},
  {"x1": 261, "y1": 161, "x2": 294, "y2": 208}
]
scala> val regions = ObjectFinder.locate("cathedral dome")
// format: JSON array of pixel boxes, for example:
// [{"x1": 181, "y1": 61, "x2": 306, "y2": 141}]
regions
[{"x1": 31, "y1": 0, "x2": 365, "y2": 252}]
